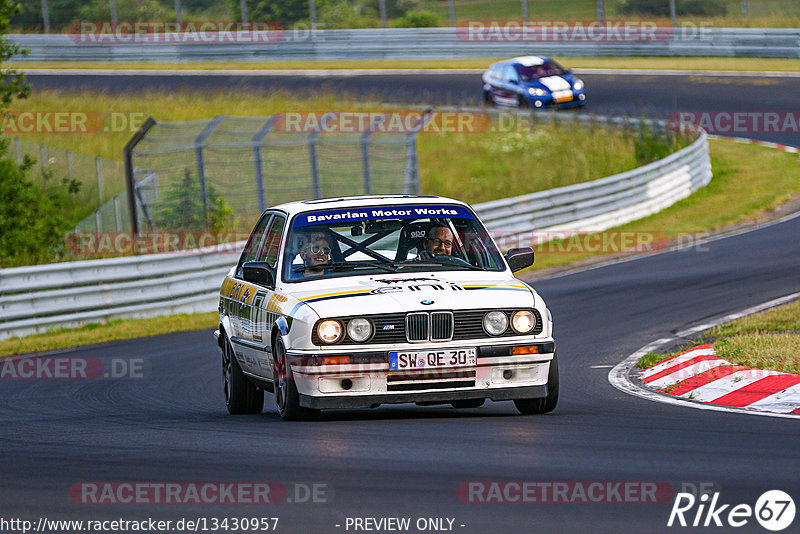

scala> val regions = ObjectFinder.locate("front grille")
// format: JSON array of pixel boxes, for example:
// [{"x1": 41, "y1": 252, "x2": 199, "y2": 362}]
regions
[
  {"x1": 312, "y1": 309, "x2": 542, "y2": 345},
  {"x1": 406, "y1": 313, "x2": 428, "y2": 342},
  {"x1": 430, "y1": 311, "x2": 454, "y2": 341}
]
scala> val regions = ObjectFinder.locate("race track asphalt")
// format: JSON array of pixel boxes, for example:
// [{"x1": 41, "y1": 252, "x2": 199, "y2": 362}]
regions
[{"x1": 2, "y1": 69, "x2": 799, "y2": 534}]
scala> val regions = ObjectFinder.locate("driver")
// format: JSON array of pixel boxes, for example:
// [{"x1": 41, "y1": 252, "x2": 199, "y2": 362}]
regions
[
  {"x1": 417, "y1": 224, "x2": 454, "y2": 260},
  {"x1": 299, "y1": 233, "x2": 332, "y2": 276}
]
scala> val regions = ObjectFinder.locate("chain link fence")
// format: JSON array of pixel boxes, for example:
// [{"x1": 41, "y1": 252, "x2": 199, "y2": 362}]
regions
[
  {"x1": 10, "y1": 138, "x2": 128, "y2": 233},
  {"x1": 125, "y1": 114, "x2": 422, "y2": 234}
]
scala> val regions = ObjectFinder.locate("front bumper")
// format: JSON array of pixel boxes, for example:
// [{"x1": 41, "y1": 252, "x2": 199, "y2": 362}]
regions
[
  {"x1": 300, "y1": 384, "x2": 548, "y2": 409},
  {"x1": 286, "y1": 340, "x2": 555, "y2": 410}
]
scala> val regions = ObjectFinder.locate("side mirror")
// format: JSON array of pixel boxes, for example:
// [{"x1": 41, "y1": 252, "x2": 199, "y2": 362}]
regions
[
  {"x1": 505, "y1": 247, "x2": 535, "y2": 272},
  {"x1": 242, "y1": 261, "x2": 275, "y2": 288}
]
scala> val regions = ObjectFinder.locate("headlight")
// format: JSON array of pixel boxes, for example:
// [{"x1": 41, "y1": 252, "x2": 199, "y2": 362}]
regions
[
  {"x1": 511, "y1": 310, "x2": 536, "y2": 334},
  {"x1": 528, "y1": 87, "x2": 546, "y2": 97},
  {"x1": 346, "y1": 318, "x2": 373, "y2": 342},
  {"x1": 483, "y1": 311, "x2": 508, "y2": 336},
  {"x1": 317, "y1": 320, "x2": 343, "y2": 344},
  {"x1": 573, "y1": 80, "x2": 584, "y2": 91}
]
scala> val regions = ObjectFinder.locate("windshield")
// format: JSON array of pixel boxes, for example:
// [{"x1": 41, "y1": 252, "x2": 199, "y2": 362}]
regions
[
  {"x1": 517, "y1": 60, "x2": 567, "y2": 82},
  {"x1": 282, "y1": 204, "x2": 506, "y2": 282}
]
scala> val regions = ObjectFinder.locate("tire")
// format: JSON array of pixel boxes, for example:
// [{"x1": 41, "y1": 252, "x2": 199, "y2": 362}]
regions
[
  {"x1": 482, "y1": 90, "x2": 493, "y2": 106},
  {"x1": 222, "y1": 333, "x2": 264, "y2": 415},
  {"x1": 518, "y1": 95, "x2": 530, "y2": 109},
  {"x1": 451, "y1": 399, "x2": 485, "y2": 409},
  {"x1": 273, "y1": 337, "x2": 320, "y2": 421},
  {"x1": 514, "y1": 353, "x2": 559, "y2": 415}
]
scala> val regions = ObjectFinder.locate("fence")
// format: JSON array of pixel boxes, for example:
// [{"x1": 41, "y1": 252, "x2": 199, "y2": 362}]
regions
[
  {"x1": 0, "y1": 125, "x2": 711, "y2": 341},
  {"x1": 123, "y1": 114, "x2": 422, "y2": 234},
  {"x1": 7, "y1": 138, "x2": 127, "y2": 233},
  {"x1": 8, "y1": 27, "x2": 800, "y2": 61}
]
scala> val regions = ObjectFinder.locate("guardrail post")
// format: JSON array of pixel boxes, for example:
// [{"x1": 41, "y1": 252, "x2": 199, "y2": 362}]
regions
[
  {"x1": 124, "y1": 116, "x2": 157, "y2": 236},
  {"x1": 252, "y1": 116, "x2": 275, "y2": 213},
  {"x1": 95, "y1": 210, "x2": 102, "y2": 233},
  {"x1": 96, "y1": 157, "x2": 104, "y2": 204},
  {"x1": 195, "y1": 115, "x2": 226, "y2": 228},
  {"x1": 114, "y1": 197, "x2": 122, "y2": 232},
  {"x1": 308, "y1": 137, "x2": 321, "y2": 199}
]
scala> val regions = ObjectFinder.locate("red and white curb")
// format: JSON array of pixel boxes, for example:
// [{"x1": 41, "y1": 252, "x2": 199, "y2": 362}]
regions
[
  {"x1": 708, "y1": 134, "x2": 800, "y2": 155},
  {"x1": 640, "y1": 344, "x2": 800, "y2": 415},
  {"x1": 609, "y1": 291, "x2": 800, "y2": 420}
]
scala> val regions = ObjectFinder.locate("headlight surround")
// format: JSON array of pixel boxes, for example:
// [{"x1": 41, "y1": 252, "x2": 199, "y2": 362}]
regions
[
  {"x1": 511, "y1": 310, "x2": 536, "y2": 334},
  {"x1": 317, "y1": 319, "x2": 343, "y2": 344},
  {"x1": 573, "y1": 80, "x2": 584, "y2": 91},
  {"x1": 346, "y1": 318, "x2": 373, "y2": 342},
  {"x1": 528, "y1": 87, "x2": 546, "y2": 97},
  {"x1": 483, "y1": 311, "x2": 509, "y2": 336}
]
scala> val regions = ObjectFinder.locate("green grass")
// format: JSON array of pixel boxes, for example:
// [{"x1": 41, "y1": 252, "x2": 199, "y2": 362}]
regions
[
  {"x1": 0, "y1": 313, "x2": 218, "y2": 358},
  {"x1": 420, "y1": 0, "x2": 800, "y2": 28},
  {"x1": 529, "y1": 138, "x2": 800, "y2": 270},
  {"x1": 10, "y1": 56, "x2": 800, "y2": 72},
  {"x1": 637, "y1": 299, "x2": 800, "y2": 373}
]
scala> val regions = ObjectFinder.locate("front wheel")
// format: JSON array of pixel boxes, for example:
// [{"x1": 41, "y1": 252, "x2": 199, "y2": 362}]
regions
[
  {"x1": 222, "y1": 333, "x2": 264, "y2": 414},
  {"x1": 273, "y1": 337, "x2": 320, "y2": 421},
  {"x1": 514, "y1": 353, "x2": 559, "y2": 415}
]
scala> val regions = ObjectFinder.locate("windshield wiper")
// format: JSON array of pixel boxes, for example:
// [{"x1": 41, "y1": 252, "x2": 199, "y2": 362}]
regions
[
  {"x1": 293, "y1": 261, "x2": 398, "y2": 274},
  {"x1": 393, "y1": 261, "x2": 486, "y2": 271}
]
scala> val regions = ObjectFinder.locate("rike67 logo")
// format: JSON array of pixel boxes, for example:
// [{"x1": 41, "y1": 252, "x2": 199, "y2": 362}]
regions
[{"x1": 668, "y1": 490, "x2": 795, "y2": 531}]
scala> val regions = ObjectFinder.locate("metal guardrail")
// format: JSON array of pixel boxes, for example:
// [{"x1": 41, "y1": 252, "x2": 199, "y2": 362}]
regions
[
  {"x1": 0, "y1": 245, "x2": 242, "y2": 341},
  {"x1": 0, "y1": 130, "x2": 711, "y2": 341},
  {"x1": 9, "y1": 27, "x2": 800, "y2": 61},
  {"x1": 474, "y1": 131, "x2": 712, "y2": 239}
]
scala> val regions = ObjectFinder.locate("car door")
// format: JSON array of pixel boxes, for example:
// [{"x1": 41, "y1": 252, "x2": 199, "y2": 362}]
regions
[
  {"x1": 245, "y1": 213, "x2": 287, "y2": 380},
  {"x1": 492, "y1": 64, "x2": 521, "y2": 106},
  {"x1": 230, "y1": 212, "x2": 274, "y2": 376}
]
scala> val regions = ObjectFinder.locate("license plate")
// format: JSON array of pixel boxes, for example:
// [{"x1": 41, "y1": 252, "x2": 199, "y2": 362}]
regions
[
  {"x1": 389, "y1": 348, "x2": 477, "y2": 370},
  {"x1": 555, "y1": 93, "x2": 574, "y2": 103}
]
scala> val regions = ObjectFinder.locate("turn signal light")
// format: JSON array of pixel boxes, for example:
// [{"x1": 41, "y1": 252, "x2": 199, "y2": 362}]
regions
[
  {"x1": 320, "y1": 355, "x2": 351, "y2": 366},
  {"x1": 512, "y1": 346, "x2": 540, "y2": 355}
]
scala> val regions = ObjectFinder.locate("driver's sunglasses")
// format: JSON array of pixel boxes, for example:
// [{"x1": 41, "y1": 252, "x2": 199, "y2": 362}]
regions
[
  {"x1": 310, "y1": 245, "x2": 331, "y2": 255},
  {"x1": 427, "y1": 238, "x2": 453, "y2": 247}
]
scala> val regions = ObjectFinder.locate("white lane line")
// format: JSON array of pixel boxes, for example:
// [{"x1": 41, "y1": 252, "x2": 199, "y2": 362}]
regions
[
  {"x1": 590, "y1": 364, "x2": 614, "y2": 368},
  {"x1": 16, "y1": 67, "x2": 800, "y2": 78}
]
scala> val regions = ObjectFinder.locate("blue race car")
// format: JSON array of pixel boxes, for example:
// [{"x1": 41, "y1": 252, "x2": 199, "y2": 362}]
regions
[{"x1": 482, "y1": 56, "x2": 586, "y2": 109}]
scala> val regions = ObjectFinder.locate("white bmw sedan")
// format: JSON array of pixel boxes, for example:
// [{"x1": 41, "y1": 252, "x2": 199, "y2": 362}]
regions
[{"x1": 215, "y1": 195, "x2": 557, "y2": 420}]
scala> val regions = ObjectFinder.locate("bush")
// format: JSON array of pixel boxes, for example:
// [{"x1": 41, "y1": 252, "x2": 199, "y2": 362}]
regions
[
  {"x1": 619, "y1": 0, "x2": 727, "y2": 17},
  {"x1": 632, "y1": 122, "x2": 689, "y2": 165},
  {"x1": 391, "y1": 10, "x2": 439, "y2": 28},
  {"x1": 153, "y1": 168, "x2": 232, "y2": 234},
  {"x1": 78, "y1": 0, "x2": 173, "y2": 22},
  {"x1": 318, "y1": 0, "x2": 380, "y2": 29}
]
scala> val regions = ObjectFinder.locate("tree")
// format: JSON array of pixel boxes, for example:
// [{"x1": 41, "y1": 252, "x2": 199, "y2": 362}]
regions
[
  {"x1": 0, "y1": 1, "x2": 81, "y2": 266},
  {"x1": 153, "y1": 168, "x2": 232, "y2": 234}
]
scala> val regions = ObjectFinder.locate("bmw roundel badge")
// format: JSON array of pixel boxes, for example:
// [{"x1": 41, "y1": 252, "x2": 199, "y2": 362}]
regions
[{"x1": 421, "y1": 299, "x2": 434, "y2": 305}]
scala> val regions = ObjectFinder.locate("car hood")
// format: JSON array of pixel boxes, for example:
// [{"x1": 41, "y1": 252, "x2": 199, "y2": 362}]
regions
[
  {"x1": 524, "y1": 74, "x2": 576, "y2": 92},
  {"x1": 290, "y1": 272, "x2": 537, "y2": 319}
]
